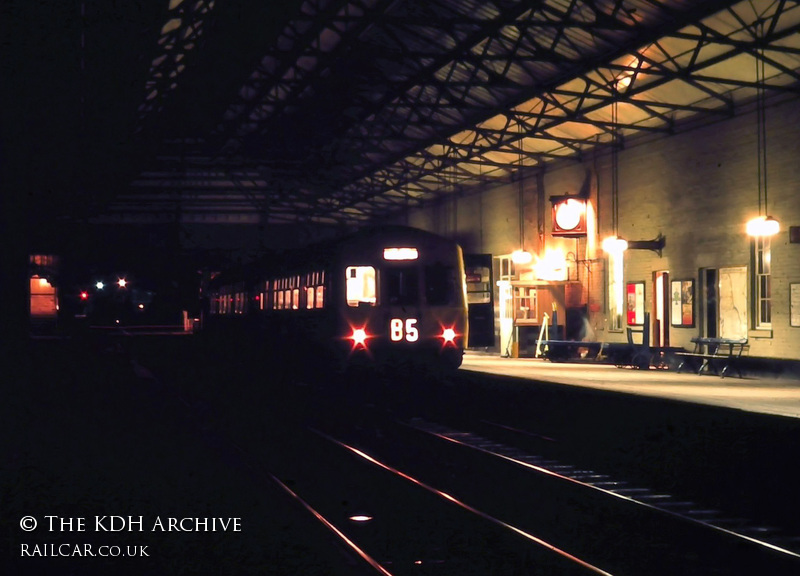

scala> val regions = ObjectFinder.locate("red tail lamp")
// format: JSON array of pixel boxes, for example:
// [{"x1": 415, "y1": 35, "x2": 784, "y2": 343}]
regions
[{"x1": 440, "y1": 326, "x2": 458, "y2": 346}]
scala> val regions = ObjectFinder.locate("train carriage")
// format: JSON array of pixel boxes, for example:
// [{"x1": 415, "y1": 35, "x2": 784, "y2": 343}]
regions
[{"x1": 204, "y1": 226, "x2": 468, "y2": 374}]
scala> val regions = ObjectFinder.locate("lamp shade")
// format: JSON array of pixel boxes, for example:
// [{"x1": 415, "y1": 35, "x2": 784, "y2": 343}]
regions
[
  {"x1": 602, "y1": 236, "x2": 628, "y2": 254},
  {"x1": 746, "y1": 215, "x2": 780, "y2": 237}
]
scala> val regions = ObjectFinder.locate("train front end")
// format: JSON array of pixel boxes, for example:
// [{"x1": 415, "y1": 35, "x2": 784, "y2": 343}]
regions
[{"x1": 335, "y1": 228, "x2": 468, "y2": 373}]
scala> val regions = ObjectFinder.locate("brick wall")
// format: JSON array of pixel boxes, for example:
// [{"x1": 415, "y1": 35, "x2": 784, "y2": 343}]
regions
[{"x1": 403, "y1": 96, "x2": 800, "y2": 359}]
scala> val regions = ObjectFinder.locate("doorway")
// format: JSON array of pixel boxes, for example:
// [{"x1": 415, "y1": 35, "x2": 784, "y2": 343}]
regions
[
  {"x1": 702, "y1": 268, "x2": 718, "y2": 338},
  {"x1": 653, "y1": 271, "x2": 670, "y2": 347}
]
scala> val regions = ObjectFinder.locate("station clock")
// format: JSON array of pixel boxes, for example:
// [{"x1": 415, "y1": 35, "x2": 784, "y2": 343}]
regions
[{"x1": 551, "y1": 196, "x2": 587, "y2": 237}]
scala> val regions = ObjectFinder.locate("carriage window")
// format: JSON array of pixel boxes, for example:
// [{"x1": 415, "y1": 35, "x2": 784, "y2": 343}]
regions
[
  {"x1": 346, "y1": 266, "x2": 376, "y2": 306},
  {"x1": 425, "y1": 263, "x2": 455, "y2": 305},
  {"x1": 386, "y1": 267, "x2": 420, "y2": 306},
  {"x1": 316, "y1": 285, "x2": 325, "y2": 308}
]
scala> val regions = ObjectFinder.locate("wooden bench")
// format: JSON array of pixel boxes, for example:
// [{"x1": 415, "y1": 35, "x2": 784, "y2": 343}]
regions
[{"x1": 675, "y1": 337, "x2": 749, "y2": 378}]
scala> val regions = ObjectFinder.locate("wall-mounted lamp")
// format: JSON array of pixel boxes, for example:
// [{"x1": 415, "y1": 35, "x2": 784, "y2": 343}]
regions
[
  {"x1": 511, "y1": 250, "x2": 533, "y2": 264},
  {"x1": 746, "y1": 215, "x2": 780, "y2": 237},
  {"x1": 602, "y1": 235, "x2": 628, "y2": 254}
]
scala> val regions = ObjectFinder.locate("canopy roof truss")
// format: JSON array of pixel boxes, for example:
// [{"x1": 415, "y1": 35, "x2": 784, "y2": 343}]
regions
[{"x1": 34, "y1": 0, "x2": 800, "y2": 226}]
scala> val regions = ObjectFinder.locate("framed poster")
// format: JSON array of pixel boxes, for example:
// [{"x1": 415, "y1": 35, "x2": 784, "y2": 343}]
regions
[
  {"x1": 626, "y1": 281, "x2": 645, "y2": 326},
  {"x1": 791, "y1": 283, "x2": 800, "y2": 327},
  {"x1": 670, "y1": 279, "x2": 694, "y2": 327}
]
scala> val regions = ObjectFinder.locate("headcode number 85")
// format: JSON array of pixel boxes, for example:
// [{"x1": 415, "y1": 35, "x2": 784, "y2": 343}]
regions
[{"x1": 390, "y1": 318, "x2": 419, "y2": 342}]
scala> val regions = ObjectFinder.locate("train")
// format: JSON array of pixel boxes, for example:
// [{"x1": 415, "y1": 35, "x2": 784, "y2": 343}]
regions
[{"x1": 201, "y1": 226, "x2": 469, "y2": 374}]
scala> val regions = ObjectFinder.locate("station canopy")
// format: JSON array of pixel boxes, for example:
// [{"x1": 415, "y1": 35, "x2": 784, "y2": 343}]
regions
[{"x1": 10, "y1": 0, "x2": 800, "y2": 227}]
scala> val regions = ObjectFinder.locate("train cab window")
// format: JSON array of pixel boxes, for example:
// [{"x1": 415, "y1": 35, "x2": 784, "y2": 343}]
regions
[
  {"x1": 346, "y1": 266, "x2": 376, "y2": 307},
  {"x1": 425, "y1": 263, "x2": 455, "y2": 305},
  {"x1": 385, "y1": 267, "x2": 420, "y2": 306}
]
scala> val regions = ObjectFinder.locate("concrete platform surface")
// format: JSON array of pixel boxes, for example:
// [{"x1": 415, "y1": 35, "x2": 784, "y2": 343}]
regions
[{"x1": 461, "y1": 352, "x2": 800, "y2": 419}]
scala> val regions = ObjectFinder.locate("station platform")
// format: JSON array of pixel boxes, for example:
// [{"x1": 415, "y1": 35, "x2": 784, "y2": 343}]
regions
[{"x1": 461, "y1": 352, "x2": 800, "y2": 419}]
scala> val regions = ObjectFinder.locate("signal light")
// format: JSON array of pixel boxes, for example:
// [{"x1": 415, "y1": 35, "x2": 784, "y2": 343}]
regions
[
  {"x1": 351, "y1": 328, "x2": 368, "y2": 347},
  {"x1": 80, "y1": 291, "x2": 89, "y2": 300},
  {"x1": 439, "y1": 326, "x2": 459, "y2": 347}
]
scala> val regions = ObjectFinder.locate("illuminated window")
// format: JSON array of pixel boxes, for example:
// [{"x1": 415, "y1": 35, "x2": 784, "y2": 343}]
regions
[
  {"x1": 753, "y1": 236, "x2": 772, "y2": 329},
  {"x1": 292, "y1": 288, "x2": 299, "y2": 310},
  {"x1": 515, "y1": 286, "x2": 537, "y2": 321},
  {"x1": 277, "y1": 291, "x2": 284, "y2": 310},
  {"x1": 306, "y1": 287, "x2": 315, "y2": 309},
  {"x1": 29, "y1": 276, "x2": 58, "y2": 317},
  {"x1": 346, "y1": 266, "x2": 376, "y2": 307},
  {"x1": 316, "y1": 285, "x2": 325, "y2": 308}
]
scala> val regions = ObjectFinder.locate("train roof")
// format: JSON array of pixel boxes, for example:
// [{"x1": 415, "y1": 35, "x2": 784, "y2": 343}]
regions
[{"x1": 207, "y1": 226, "x2": 460, "y2": 288}]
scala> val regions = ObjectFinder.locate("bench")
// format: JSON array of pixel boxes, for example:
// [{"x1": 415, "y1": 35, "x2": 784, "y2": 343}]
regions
[{"x1": 675, "y1": 337, "x2": 749, "y2": 378}]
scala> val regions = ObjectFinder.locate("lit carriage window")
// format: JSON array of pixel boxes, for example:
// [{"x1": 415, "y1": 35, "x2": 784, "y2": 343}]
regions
[
  {"x1": 292, "y1": 288, "x2": 299, "y2": 310},
  {"x1": 386, "y1": 267, "x2": 419, "y2": 305},
  {"x1": 346, "y1": 266, "x2": 376, "y2": 307},
  {"x1": 316, "y1": 285, "x2": 324, "y2": 308},
  {"x1": 306, "y1": 287, "x2": 315, "y2": 309},
  {"x1": 277, "y1": 290, "x2": 284, "y2": 310},
  {"x1": 425, "y1": 263, "x2": 455, "y2": 305}
]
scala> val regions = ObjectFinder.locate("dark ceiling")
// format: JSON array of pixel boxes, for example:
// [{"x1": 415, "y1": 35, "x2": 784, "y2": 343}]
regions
[{"x1": 5, "y1": 0, "x2": 800, "y2": 230}]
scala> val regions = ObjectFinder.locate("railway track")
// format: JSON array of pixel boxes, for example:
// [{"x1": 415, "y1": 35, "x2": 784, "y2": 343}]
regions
[
  {"x1": 310, "y1": 413, "x2": 800, "y2": 575},
  {"x1": 406, "y1": 418, "x2": 800, "y2": 556},
  {"x1": 122, "y1": 342, "x2": 602, "y2": 574},
  {"x1": 122, "y1": 337, "x2": 800, "y2": 575}
]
